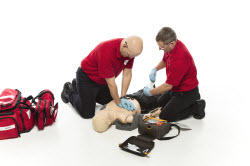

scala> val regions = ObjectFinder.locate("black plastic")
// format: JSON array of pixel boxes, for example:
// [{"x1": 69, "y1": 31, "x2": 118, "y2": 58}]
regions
[{"x1": 119, "y1": 136, "x2": 154, "y2": 157}]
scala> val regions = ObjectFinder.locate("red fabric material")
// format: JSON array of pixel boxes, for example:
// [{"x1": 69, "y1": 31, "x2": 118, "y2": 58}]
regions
[
  {"x1": 0, "y1": 88, "x2": 58, "y2": 140},
  {"x1": 0, "y1": 89, "x2": 35, "y2": 135},
  {"x1": 81, "y1": 38, "x2": 134, "y2": 84},
  {"x1": 20, "y1": 99, "x2": 35, "y2": 131},
  {"x1": 34, "y1": 89, "x2": 58, "y2": 130},
  {"x1": 35, "y1": 100, "x2": 45, "y2": 130},
  {"x1": 0, "y1": 112, "x2": 20, "y2": 140},
  {"x1": 12, "y1": 98, "x2": 34, "y2": 132},
  {"x1": 162, "y1": 40, "x2": 199, "y2": 92},
  {"x1": 0, "y1": 89, "x2": 20, "y2": 112}
]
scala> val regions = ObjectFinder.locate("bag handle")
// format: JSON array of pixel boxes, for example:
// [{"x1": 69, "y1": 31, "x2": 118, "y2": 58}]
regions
[
  {"x1": 158, "y1": 124, "x2": 180, "y2": 140},
  {"x1": 18, "y1": 95, "x2": 35, "y2": 111}
]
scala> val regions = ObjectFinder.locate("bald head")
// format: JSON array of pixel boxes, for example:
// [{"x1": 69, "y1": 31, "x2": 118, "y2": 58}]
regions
[{"x1": 120, "y1": 36, "x2": 143, "y2": 58}]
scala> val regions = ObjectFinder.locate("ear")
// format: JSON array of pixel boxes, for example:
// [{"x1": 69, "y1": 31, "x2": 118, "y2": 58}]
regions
[
  {"x1": 170, "y1": 41, "x2": 175, "y2": 46},
  {"x1": 123, "y1": 43, "x2": 127, "y2": 48}
]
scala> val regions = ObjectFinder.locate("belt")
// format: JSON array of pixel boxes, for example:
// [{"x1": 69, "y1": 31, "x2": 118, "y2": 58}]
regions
[{"x1": 172, "y1": 87, "x2": 198, "y2": 96}]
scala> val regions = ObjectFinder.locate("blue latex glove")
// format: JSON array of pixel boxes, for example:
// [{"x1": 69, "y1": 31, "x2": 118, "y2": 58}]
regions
[
  {"x1": 149, "y1": 68, "x2": 157, "y2": 82},
  {"x1": 143, "y1": 86, "x2": 152, "y2": 96},
  {"x1": 117, "y1": 98, "x2": 136, "y2": 111}
]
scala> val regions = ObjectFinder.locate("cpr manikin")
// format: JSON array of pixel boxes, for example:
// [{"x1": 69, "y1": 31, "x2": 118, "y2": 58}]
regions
[{"x1": 92, "y1": 98, "x2": 162, "y2": 133}]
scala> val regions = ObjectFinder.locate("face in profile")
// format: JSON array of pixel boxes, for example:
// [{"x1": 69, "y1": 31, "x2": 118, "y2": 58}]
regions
[{"x1": 157, "y1": 41, "x2": 175, "y2": 53}]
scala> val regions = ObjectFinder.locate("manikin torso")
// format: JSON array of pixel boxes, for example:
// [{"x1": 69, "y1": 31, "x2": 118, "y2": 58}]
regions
[{"x1": 92, "y1": 99, "x2": 141, "y2": 132}]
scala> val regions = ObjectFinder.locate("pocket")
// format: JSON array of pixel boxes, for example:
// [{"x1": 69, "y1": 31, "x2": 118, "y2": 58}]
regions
[
  {"x1": 20, "y1": 108, "x2": 35, "y2": 132},
  {"x1": 45, "y1": 102, "x2": 58, "y2": 126},
  {"x1": 0, "y1": 89, "x2": 21, "y2": 112},
  {"x1": 35, "y1": 100, "x2": 46, "y2": 130},
  {"x1": 0, "y1": 112, "x2": 20, "y2": 140}
]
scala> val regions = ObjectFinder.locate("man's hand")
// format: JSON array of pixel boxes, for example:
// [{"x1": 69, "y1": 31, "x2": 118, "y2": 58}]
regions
[
  {"x1": 149, "y1": 68, "x2": 157, "y2": 82},
  {"x1": 117, "y1": 98, "x2": 135, "y2": 111},
  {"x1": 143, "y1": 86, "x2": 152, "y2": 96}
]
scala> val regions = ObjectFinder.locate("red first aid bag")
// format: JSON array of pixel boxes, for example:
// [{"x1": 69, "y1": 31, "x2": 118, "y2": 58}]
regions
[
  {"x1": 0, "y1": 89, "x2": 35, "y2": 140},
  {"x1": 0, "y1": 88, "x2": 58, "y2": 140},
  {"x1": 33, "y1": 90, "x2": 58, "y2": 130}
]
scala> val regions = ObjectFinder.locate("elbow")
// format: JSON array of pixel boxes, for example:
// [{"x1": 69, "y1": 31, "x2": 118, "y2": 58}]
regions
[{"x1": 164, "y1": 83, "x2": 173, "y2": 91}]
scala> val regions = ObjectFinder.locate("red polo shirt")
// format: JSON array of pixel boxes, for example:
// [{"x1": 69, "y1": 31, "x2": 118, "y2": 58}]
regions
[
  {"x1": 81, "y1": 38, "x2": 134, "y2": 85},
  {"x1": 162, "y1": 40, "x2": 199, "y2": 92}
]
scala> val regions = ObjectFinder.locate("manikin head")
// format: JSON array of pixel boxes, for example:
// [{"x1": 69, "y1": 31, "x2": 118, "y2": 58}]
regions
[
  {"x1": 120, "y1": 36, "x2": 143, "y2": 59},
  {"x1": 156, "y1": 27, "x2": 177, "y2": 53}
]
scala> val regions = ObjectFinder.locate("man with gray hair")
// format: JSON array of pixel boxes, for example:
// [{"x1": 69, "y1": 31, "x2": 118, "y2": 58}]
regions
[
  {"x1": 61, "y1": 36, "x2": 143, "y2": 119},
  {"x1": 143, "y1": 27, "x2": 206, "y2": 122}
]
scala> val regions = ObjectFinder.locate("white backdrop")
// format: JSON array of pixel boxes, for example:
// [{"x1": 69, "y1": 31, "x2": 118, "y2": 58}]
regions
[{"x1": 1, "y1": 0, "x2": 250, "y2": 166}]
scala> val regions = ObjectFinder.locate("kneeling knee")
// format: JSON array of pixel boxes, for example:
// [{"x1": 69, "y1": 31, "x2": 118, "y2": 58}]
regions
[
  {"x1": 159, "y1": 113, "x2": 177, "y2": 122},
  {"x1": 79, "y1": 112, "x2": 94, "y2": 119}
]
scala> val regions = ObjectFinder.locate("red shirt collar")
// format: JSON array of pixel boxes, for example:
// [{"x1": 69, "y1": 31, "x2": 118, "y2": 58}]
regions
[{"x1": 166, "y1": 39, "x2": 179, "y2": 57}]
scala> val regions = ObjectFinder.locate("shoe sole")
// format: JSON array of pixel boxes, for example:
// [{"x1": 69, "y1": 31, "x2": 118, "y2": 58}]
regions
[
  {"x1": 194, "y1": 100, "x2": 206, "y2": 119},
  {"x1": 61, "y1": 83, "x2": 69, "y2": 103}
]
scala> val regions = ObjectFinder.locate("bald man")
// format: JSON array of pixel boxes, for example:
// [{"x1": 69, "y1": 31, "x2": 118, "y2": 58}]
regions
[{"x1": 61, "y1": 36, "x2": 143, "y2": 119}]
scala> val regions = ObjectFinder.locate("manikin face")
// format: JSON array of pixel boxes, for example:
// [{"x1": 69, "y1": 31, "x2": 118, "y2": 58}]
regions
[{"x1": 157, "y1": 41, "x2": 174, "y2": 53}]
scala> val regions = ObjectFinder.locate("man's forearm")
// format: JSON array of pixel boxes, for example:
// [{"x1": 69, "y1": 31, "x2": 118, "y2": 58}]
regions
[
  {"x1": 105, "y1": 77, "x2": 120, "y2": 105},
  {"x1": 150, "y1": 83, "x2": 173, "y2": 96},
  {"x1": 121, "y1": 70, "x2": 132, "y2": 97},
  {"x1": 155, "y1": 60, "x2": 166, "y2": 71}
]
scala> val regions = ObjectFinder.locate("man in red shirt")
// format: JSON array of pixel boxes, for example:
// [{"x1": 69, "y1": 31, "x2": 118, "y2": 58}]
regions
[
  {"x1": 61, "y1": 36, "x2": 143, "y2": 119},
  {"x1": 143, "y1": 27, "x2": 206, "y2": 122}
]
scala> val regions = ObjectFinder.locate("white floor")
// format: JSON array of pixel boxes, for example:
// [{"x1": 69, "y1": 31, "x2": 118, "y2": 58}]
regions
[{"x1": 1, "y1": 0, "x2": 250, "y2": 166}]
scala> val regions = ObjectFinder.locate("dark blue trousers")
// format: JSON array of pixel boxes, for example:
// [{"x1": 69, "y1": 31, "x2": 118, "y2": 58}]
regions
[
  {"x1": 69, "y1": 67, "x2": 113, "y2": 119},
  {"x1": 157, "y1": 87, "x2": 201, "y2": 122}
]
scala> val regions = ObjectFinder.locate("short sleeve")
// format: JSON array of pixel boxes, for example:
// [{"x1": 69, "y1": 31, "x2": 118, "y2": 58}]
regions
[
  {"x1": 97, "y1": 48, "x2": 115, "y2": 78},
  {"x1": 125, "y1": 58, "x2": 134, "y2": 69}
]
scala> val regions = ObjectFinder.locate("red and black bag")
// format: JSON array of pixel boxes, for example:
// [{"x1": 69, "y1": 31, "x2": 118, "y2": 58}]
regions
[
  {"x1": 33, "y1": 90, "x2": 58, "y2": 130},
  {"x1": 0, "y1": 89, "x2": 35, "y2": 140},
  {"x1": 15, "y1": 97, "x2": 35, "y2": 133},
  {"x1": 0, "y1": 88, "x2": 58, "y2": 140},
  {"x1": 0, "y1": 89, "x2": 22, "y2": 112},
  {"x1": 0, "y1": 111, "x2": 21, "y2": 140}
]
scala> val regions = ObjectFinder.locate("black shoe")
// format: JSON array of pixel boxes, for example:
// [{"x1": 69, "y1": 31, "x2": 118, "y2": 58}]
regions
[
  {"x1": 72, "y1": 78, "x2": 77, "y2": 92},
  {"x1": 61, "y1": 82, "x2": 73, "y2": 103},
  {"x1": 193, "y1": 99, "x2": 206, "y2": 119}
]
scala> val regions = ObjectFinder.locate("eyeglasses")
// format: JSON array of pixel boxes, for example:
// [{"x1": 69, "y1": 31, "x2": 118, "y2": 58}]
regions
[
  {"x1": 125, "y1": 41, "x2": 128, "y2": 48},
  {"x1": 159, "y1": 42, "x2": 171, "y2": 50},
  {"x1": 125, "y1": 41, "x2": 131, "y2": 58}
]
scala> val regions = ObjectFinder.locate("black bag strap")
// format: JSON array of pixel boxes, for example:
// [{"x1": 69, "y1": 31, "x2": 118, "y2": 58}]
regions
[
  {"x1": 158, "y1": 124, "x2": 180, "y2": 140},
  {"x1": 18, "y1": 95, "x2": 34, "y2": 111},
  {"x1": 36, "y1": 90, "x2": 54, "y2": 100},
  {"x1": 137, "y1": 134, "x2": 155, "y2": 142}
]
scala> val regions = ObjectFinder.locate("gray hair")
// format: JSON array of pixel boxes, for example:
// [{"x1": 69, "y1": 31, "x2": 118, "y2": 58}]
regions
[{"x1": 156, "y1": 27, "x2": 177, "y2": 44}]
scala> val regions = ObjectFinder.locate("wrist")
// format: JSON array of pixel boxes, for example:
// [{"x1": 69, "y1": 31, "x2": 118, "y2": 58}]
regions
[
  {"x1": 115, "y1": 99, "x2": 121, "y2": 105},
  {"x1": 152, "y1": 68, "x2": 157, "y2": 72},
  {"x1": 148, "y1": 89, "x2": 153, "y2": 96},
  {"x1": 120, "y1": 95, "x2": 126, "y2": 99}
]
